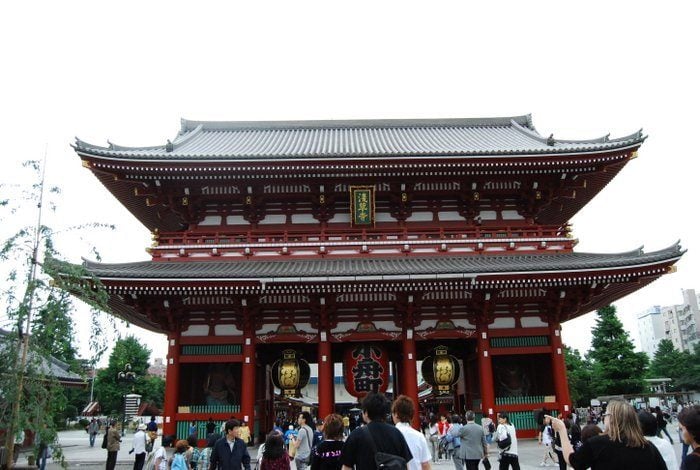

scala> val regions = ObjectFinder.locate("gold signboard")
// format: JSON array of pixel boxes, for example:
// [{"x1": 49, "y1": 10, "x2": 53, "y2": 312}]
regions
[{"x1": 350, "y1": 186, "x2": 375, "y2": 227}]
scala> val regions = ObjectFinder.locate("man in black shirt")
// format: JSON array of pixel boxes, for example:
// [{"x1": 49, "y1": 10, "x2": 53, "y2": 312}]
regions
[{"x1": 340, "y1": 392, "x2": 413, "y2": 470}]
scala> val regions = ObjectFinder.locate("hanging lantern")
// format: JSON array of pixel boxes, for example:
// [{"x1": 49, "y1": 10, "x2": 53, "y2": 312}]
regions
[
  {"x1": 421, "y1": 346, "x2": 460, "y2": 395},
  {"x1": 271, "y1": 349, "x2": 311, "y2": 398},
  {"x1": 343, "y1": 343, "x2": 389, "y2": 398}
]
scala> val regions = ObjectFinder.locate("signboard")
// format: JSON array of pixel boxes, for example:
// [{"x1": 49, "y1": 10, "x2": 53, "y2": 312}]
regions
[{"x1": 350, "y1": 186, "x2": 375, "y2": 227}]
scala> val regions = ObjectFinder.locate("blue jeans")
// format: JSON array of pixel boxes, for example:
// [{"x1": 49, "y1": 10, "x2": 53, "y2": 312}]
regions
[{"x1": 89, "y1": 433, "x2": 97, "y2": 447}]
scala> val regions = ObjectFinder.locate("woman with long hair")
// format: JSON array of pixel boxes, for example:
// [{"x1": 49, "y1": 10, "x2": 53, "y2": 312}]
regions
[
  {"x1": 495, "y1": 412, "x2": 519, "y2": 470},
  {"x1": 309, "y1": 414, "x2": 344, "y2": 470},
  {"x1": 549, "y1": 400, "x2": 667, "y2": 469},
  {"x1": 260, "y1": 432, "x2": 290, "y2": 470}
]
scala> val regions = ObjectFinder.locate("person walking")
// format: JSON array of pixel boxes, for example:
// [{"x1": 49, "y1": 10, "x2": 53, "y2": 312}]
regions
[
  {"x1": 88, "y1": 418, "x2": 100, "y2": 448},
  {"x1": 310, "y1": 414, "x2": 345, "y2": 470},
  {"x1": 679, "y1": 404, "x2": 700, "y2": 470},
  {"x1": 454, "y1": 410, "x2": 487, "y2": 470},
  {"x1": 209, "y1": 419, "x2": 251, "y2": 470},
  {"x1": 340, "y1": 392, "x2": 413, "y2": 470},
  {"x1": 292, "y1": 412, "x2": 314, "y2": 470},
  {"x1": 548, "y1": 400, "x2": 667, "y2": 469},
  {"x1": 427, "y1": 416, "x2": 440, "y2": 463},
  {"x1": 537, "y1": 415, "x2": 557, "y2": 467},
  {"x1": 259, "y1": 432, "x2": 290, "y2": 470},
  {"x1": 106, "y1": 420, "x2": 122, "y2": 470},
  {"x1": 654, "y1": 406, "x2": 674, "y2": 444},
  {"x1": 391, "y1": 395, "x2": 431, "y2": 470},
  {"x1": 132, "y1": 423, "x2": 149, "y2": 470},
  {"x1": 638, "y1": 411, "x2": 678, "y2": 470},
  {"x1": 495, "y1": 412, "x2": 519, "y2": 470}
]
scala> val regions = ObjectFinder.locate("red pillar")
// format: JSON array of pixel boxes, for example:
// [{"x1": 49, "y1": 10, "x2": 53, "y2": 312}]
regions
[
  {"x1": 550, "y1": 321, "x2": 572, "y2": 416},
  {"x1": 317, "y1": 331, "x2": 334, "y2": 419},
  {"x1": 241, "y1": 334, "x2": 256, "y2": 425},
  {"x1": 163, "y1": 332, "x2": 180, "y2": 438},
  {"x1": 401, "y1": 328, "x2": 420, "y2": 429},
  {"x1": 476, "y1": 323, "x2": 496, "y2": 420}
]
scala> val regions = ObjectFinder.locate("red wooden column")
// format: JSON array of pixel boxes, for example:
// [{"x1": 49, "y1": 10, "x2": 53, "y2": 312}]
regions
[
  {"x1": 317, "y1": 330, "x2": 334, "y2": 419},
  {"x1": 241, "y1": 314, "x2": 256, "y2": 425},
  {"x1": 476, "y1": 320, "x2": 496, "y2": 419},
  {"x1": 550, "y1": 321, "x2": 572, "y2": 416},
  {"x1": 163, "y1": 331, "x2": 180, "y2": 437}
]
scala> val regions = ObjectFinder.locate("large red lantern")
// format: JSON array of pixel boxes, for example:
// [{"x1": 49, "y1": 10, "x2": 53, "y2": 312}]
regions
[
  {"x1": 271, "y1": 349, "x2": 311, "y2": 398},
  {"x1": 343, "y1": 343, "x2": 389, "y2": 398},
  {"x1": 421, "y1": 346, "x2": 460, "y2": 395}
]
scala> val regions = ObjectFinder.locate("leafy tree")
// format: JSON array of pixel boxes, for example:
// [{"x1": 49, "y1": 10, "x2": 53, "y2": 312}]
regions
[
  {"x1": 588, "y1": 305, "x2": 649, "y2": 396},
  {"x1": 649, "y1": 339, "x2": 692, "y2": 391},
  {"x1": 675, "y1": 343, "x2": 700, "y2": 391},
  {"x1": 564, "y1": 345, "x2": 595, "y2": 407},
  {"x1": 93, "y1": 336, "x2": 164, "y2": 416},
  {"x1": 0, "y1": 160, "x2": 112, "y2": 465}
]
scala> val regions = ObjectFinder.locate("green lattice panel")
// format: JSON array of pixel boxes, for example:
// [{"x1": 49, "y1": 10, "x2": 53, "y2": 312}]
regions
[
  {"x1": 489, "y1": 336, "x2": 549, "y2": 348},
  {"x1": 495, "y1": 396, "x2": 546, "y2": 406},
  {"x1": 181, "y1": 344, "x2": 242, "y2": 356}
]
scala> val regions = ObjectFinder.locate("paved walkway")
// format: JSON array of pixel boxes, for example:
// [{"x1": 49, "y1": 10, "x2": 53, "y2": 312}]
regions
[{"x1": 26, "y1": 426, "x2": 687, "y2": 469}]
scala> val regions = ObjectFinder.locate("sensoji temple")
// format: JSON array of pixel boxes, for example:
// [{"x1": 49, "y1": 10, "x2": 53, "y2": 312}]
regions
[{"x1": 71, "y1": 115, "x2": 683, "y2": 439}]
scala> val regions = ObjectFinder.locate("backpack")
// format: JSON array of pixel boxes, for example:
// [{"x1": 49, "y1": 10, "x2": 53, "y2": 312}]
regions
[
  {"x1": 101, "y1": 432, "x2": 109, "y2": 449},
  {"x1": 171, "y1": 453, "x2": 188, "y2": 470}
]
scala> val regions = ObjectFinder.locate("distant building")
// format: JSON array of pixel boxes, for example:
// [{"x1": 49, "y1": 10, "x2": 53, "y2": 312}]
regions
[
  {"x1": 637, "y1": 289, "x2": 700, "y2": 356},
  {"x1": 148, "y1": 358, "x2": 167, "y2": 378},
  {"x1": 638, "y1": 306, "x2": 665, "y2": 357}
]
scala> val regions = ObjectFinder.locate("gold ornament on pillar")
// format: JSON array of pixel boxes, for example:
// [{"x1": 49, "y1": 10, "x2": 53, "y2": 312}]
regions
[
  {"x1": 271, "y1": 349, "x2": 310, "y2": 398},
  {"x1": 421, "y1": 346, "x2": 460, "y2": 395}
]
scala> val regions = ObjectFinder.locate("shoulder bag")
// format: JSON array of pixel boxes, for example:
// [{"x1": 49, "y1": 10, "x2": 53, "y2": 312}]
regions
[{"x1": 362, "y1": 426, "x2": 407, "y2": 470}]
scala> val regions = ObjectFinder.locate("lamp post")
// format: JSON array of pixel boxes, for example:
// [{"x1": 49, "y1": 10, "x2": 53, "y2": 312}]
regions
[{"x1": 117, "y1": 363, "x2": 136, "y2": 437}]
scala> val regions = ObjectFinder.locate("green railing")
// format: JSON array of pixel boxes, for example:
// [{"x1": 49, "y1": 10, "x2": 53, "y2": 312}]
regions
[
  {"x1": 489, "y1": 336, "x2": 549, "y2": 348},
  {"x1": 495, "y1": 396, "x2": 546, "y2": 405},
  {"x1": 506, "y1": 410, "x2": 556, "y2": 431},
  {"x1": 181, "y1": 344, "x2": 242, "y2": 355},
  {"x1": 176, "y1": 420, "x2": 225, "y2": 440},
  {"x1": 181, "y1": 404, "x2": 241, "y2": 414}
]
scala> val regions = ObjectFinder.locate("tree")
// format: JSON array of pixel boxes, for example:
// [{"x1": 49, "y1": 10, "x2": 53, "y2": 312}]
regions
[
  {"x1": 588, "y1": 305, "x2": 649, "y2": 396},
  {"x1": 564, "y1": 345, "x2": 595, "y2": 407},
  {"x1": 0, "y1": 160, "x2": 112, "y2": 464},
  {"x1": 649, "y1": 339, "x2": 692, "y2": 391},
  {"x1": 675, "y1": 343, "x2": 700, "y2": 391},
  {"x1": 93, "y1": 336, "x2": 164, "y2": 416}
]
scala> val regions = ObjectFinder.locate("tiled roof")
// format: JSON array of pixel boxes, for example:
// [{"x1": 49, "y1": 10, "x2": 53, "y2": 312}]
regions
[
  {"x1": 83, "y1": 243, "x2": 682, "y2": 280},
  {"x1": 74, "y1": 115, "x2": 644, "y2": 161},
  {"x1": 0, "y1": 330, "x2": 84, "y2": 384}
]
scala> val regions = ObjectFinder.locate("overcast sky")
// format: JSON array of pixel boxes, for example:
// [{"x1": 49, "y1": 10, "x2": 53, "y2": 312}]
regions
[{"x1": 2, "y1": 1, "x2": 699, "y2": 365}]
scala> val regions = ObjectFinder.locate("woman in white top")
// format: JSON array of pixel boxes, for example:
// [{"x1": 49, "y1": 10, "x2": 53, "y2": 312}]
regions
[
  {"x1": 427, "y1": 416, "x2": 440, "y2": 463},
  {"x1": 495, "y1": 412, "x2": 519, "y2": 470}
]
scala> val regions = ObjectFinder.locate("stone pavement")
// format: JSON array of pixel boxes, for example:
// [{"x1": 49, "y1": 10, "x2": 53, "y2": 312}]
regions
[{"x1": 25, "y1": 426, "x2": 687, "y2": 469}]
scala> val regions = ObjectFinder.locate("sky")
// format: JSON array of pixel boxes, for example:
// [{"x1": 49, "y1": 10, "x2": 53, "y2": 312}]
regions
[{"x1": 1, "y1": 1, "x2": 699, "y2": 366}]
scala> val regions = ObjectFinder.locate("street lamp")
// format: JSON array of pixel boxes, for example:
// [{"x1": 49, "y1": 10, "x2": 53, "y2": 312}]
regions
[{"x1": 117, "y1": 363, "x2": 137, "y2": 437}]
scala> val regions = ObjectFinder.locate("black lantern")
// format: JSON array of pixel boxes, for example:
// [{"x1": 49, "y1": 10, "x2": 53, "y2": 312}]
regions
[
  {"x1": 271, "y1": 349, "x2": 310, "y2": 398},
  {"x1": 421, "y1": 346, "x2": 460, "y2": 395}
]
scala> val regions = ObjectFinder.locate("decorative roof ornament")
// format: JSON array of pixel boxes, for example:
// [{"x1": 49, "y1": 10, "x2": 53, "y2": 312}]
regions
[{"x1": 547, "y1": 134, "x2": 555, "y2": 146}]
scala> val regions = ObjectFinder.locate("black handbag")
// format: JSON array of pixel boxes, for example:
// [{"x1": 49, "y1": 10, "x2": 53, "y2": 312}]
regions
[
  {"x1": 362, "y1": 427, "x2": 407, "y2": 470},
  {"x1": 497, "y1": 433, "x2": 511, "y2": 450}
]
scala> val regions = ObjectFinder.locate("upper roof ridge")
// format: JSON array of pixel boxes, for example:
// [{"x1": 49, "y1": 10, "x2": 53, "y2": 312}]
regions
[{"x1": 179, "y1": 115, "x2": 533, "y2": 132}]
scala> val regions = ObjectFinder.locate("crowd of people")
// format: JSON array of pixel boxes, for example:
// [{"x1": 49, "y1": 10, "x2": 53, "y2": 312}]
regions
[{"x1": 92, "y1": 396, "x2": 699, "y2": 470}]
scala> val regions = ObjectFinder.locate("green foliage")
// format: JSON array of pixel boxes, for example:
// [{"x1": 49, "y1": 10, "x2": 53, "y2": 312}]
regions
[
  {"x1": 588, "y1": 305, "x2": 649, "y2": 396},
  {"x1": 93, "y1": 337, "x2": 161, "y2": 414},
  {"x1": 564, "y1": 345, "x2": 595, "y2": 407},
  {"x1": 0, "y1": 160, "x2": 114, "y2": 466},
  {"x1": 649, "y1": 339, "x2": 691, "y2": 391}
]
